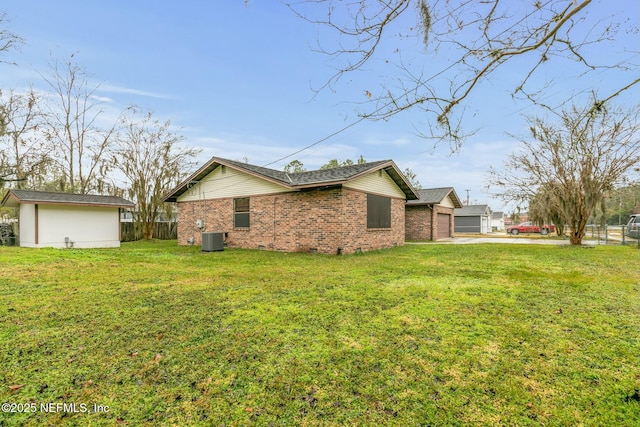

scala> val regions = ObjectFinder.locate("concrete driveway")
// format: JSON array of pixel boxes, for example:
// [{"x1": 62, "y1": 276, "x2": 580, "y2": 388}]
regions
[{"x1": 407, "y1": 236, "x2": 599, "y2": 245}]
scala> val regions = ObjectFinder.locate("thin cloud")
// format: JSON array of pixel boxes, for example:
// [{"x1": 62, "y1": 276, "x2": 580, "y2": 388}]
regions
[{"x1": 98, "y1": 83, "x2": 174, "y2": 100}]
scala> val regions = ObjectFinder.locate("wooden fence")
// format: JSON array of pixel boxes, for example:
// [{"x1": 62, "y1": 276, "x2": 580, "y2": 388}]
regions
[{"x1": 121, "y1": 222, "x2": 177, "y2": 242}]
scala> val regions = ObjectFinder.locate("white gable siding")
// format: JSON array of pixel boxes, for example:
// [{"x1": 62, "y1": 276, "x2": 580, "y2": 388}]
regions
[
  {"x1": 344, "y1": 170, "x2": 406, "y2": 199},
  {"x1": 440, "y1": 196, "x2": 455, "y2": 208},
  {"x1": 177, "y1": 166, "x2": 290, "y2": 202}
]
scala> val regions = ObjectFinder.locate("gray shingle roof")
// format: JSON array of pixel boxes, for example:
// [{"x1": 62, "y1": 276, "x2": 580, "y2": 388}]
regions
[
  {"x1": 164, "y1": 157, "x2": 418, "y2": 202},
  {"x1": 492, "y1": 211, "x2": 504, "y2": 220},
  {"x1": 1, "y1": 189, "x2": 135, "y2": 208},
  {"x1": 219, "y1": 158, "x2": 292, "y2": 184},
  {"x1": 198, "y1": 157, "x2": 392, "y2": 186},
  {"x1": 289, "y1": 160, "x2": 390, "y2": 185},
  {"x1": 406, "y1": 187, "x2": 463, "y2": 208},
  {"x1": 455, "y1": 204, "x2": 492, "y2": 216}
]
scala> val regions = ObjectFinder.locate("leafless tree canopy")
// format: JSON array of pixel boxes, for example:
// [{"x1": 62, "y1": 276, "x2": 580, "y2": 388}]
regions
[
  {"x1": 0, "y1": 89, "x2": 49, "y2": 188},
  {"x1": 113, "y1": 109, "x2": 200, "y2": 240},
  {"x1": 0, "y1": 12, "x2": 22, "y2": 64},
  {"x1": 41, "y1": 56, "x2": 120, "y2": 194},
  {"x1": 289, "y1": 0, "x2": 639, "y2": 148},
  {"x1": 488, "y1": 100, "x2": 640, "y2": 245}
]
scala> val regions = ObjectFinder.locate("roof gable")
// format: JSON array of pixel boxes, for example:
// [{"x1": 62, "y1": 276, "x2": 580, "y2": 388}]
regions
[
  {"x1": 1, "y1": 189, "x2": 135, "y2": 208},
  {"x1": 407, "y1": 187, "x2": 463, "y2": 208},
  {"x1": 176, "y1": 163, "x2": 292, "y2": 202},
  {"x1": 455, "y1": 204, "x2": 492, "y2": 216},
  {"x1": 164, "y1": 157, "x2": 419, "y2": 201}
]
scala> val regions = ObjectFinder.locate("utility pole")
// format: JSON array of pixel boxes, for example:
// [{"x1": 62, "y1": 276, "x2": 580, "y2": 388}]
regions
[{"x1": 465, "y1": 189, "x2": 470, "y2": 206}]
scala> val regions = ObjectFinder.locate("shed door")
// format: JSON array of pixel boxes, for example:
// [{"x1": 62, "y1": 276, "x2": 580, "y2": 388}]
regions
[
  {"x1": 437, "y1": 213, "x2": 451, "y2": 239},
  {"x1": 454, "y1": 216, "x2": 479, "y2": 233}
]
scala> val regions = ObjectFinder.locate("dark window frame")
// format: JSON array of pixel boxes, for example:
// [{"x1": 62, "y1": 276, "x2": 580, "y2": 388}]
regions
[
  {"x1": 234, "y1": 197, "x2": 250, "y2": 228},
  {"x1": 367, "y1": 194, "x2": 391, "y2": 229}
]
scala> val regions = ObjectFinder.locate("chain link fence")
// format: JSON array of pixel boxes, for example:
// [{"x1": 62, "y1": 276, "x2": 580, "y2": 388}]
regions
[{"x1": 585, "y1": 224, "x2": 640, "y2": 247}]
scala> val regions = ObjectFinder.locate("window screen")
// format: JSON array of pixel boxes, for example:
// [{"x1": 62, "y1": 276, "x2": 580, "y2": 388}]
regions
[
  {"x1": 234, "y1": 198, "x2": 250, "y2": 228},
  {"x1": 367, "y1": 194, "x2": 391, "y2": 228}
]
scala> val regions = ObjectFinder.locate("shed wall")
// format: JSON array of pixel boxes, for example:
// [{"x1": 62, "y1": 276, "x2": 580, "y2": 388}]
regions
[
  {"x1": 19, "y1": 204, "x2": 36, "y2": 247},
  {"x1": 20, "y1": 204, "x2": 121, "y2": 248}
]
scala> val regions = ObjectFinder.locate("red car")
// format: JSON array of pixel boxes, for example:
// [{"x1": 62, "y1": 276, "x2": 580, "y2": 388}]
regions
[{"x1": 507, "y1": 221, "x2": 555, "y2": 235}]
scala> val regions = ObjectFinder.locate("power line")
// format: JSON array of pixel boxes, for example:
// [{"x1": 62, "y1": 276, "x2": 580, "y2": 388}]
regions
[{"x1": 259, "y1": 1, "x2": 556, "y2": 170}]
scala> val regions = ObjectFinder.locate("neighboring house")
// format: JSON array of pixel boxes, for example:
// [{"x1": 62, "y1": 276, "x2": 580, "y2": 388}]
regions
[
  {"x1": 163, "y1": 157, "x2": 419, "y2": 254},
  {"x1": 120, "y1": 210, "x2": 176, "y2": 223},
  {"x1": 506, "y1": 212, "x2": 529, "y2": 226},
  {"x1": 454, "y1": 204, "x2": 493, "y2": 234},
  {"x1": 405, "y1": 187, "x2": 463, "y2": 240},
  {"x1": 1, "y1": 189, "x2": 135, "y2": 248},
  {"x1": 491, "y1": 211, "x2": 505, "y2": 231}
]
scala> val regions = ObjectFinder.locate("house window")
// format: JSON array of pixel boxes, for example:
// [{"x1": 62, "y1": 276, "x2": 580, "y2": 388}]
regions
[
  {"x1": 234, "y1": 198, "x2": 250, "y2": 228},
  {"x1": 367, "y1": 194, "x2": 391, "y2": 228}
]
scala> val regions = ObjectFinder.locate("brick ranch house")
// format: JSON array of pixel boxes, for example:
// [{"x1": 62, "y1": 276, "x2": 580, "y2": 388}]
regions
[
  {"x1": 405, "y1": 187, "x2": 463, "y2": 240},
  {"x1": 163, "y1": 157, "x2": 419, "y2": 254}
]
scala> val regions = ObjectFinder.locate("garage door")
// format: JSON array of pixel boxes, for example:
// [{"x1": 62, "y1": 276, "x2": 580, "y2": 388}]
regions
[{"x1": 437, "y1": 213, "x2": 451, "y2": 239}]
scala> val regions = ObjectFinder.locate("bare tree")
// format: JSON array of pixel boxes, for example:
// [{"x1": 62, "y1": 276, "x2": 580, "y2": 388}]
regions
[
  {"x1": 113, "y1": 109, "x2": 200, "y2": 240},
  {"x1": 41, "y1": 56, "x2": 119, "y2": 194},
  {"x1": 290, "y1": 1, "x2": 639, "y2": 148},
  {"x1": 488, "y1": 100, "x2": 640, "y2": 245},
  {"x1": 0, "y1": 12, "x2": 22, "y2": 64},
  {"x1": 0, "y1": 89, "x2": 50, "y2": 189}
]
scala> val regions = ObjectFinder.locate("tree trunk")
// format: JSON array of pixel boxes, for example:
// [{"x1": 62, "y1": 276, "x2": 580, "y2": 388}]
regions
[
  {"x1": 569, "y1": 220, "x2": 587, "y2": 245},
  {"x1": 569, "y1": 231, "x2": 583, "y2": 245},
  {"x1": 142, "y1": 221, "x2": 154, "y2": 240}
]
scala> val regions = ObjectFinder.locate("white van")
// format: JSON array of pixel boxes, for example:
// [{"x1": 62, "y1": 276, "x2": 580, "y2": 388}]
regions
[{"x1": 626, "y1": 214, "x2": 640, "y2": 239}]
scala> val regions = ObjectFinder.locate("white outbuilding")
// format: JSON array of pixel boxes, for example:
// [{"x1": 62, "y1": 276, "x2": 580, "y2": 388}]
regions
[{"x1": 1, "y1": 189, "x2": 135, "y2": 248}]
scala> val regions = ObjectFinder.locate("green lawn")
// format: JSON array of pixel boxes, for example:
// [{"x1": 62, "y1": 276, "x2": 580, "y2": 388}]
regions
[{"x1": 0, "y1": 241, "x2": 638, "y2": 426}]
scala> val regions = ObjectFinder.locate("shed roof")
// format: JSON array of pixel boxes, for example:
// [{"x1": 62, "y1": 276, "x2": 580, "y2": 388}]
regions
[
  {"x1": 454, "y1": 204, "x2": 492, "y2": 216},
  {"x1": 1, "y1": 189, "x2": 135, "y2": 209},
  {"x1": 163, "y1": 157, "x2": 419, "y2": 202},
  {"x1": 406, "y1": 187, "x2": 463, "y2": 208}
]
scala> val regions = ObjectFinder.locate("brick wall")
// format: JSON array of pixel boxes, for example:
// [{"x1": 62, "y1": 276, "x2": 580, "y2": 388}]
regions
[
  {"x1": 405, "y1": 205, "x2": 455, "y2": 240},
  {"x1": 405, "y1": 204, "x2": 433, "y2": 240},
  {"x1": 176, "y1": 187, "x2": 405, "y2": 254},
  {"x1": 340, "y1": 189, "x2": 405, "y2": 254}
]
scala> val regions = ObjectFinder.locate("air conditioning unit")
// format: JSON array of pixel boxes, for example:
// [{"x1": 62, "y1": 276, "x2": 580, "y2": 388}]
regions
[{"x1": 202, "y1": 232, "x2": 224, "y2": 252}]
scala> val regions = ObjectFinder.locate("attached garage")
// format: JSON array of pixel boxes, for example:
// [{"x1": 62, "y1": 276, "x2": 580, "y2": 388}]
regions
[
  {"x1": 1, "y1": 189, "x2": 135, "y2": 248},
  {"x1": 437, "y1": 213, "x2": 452, "y2": 239},
  {"x1": 405, "y1": 187, "x2": 463, "y2": 241}
]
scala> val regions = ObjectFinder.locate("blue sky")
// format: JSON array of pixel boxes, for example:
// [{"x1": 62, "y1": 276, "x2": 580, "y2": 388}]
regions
[{"x1": 2, "y1": 1, "x2": 639, "y2": 211}]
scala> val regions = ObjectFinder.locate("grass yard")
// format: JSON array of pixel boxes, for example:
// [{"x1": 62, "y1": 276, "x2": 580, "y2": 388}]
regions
[{"x1": 0, "y1": 241, "x2": 638, "y2": 426}]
